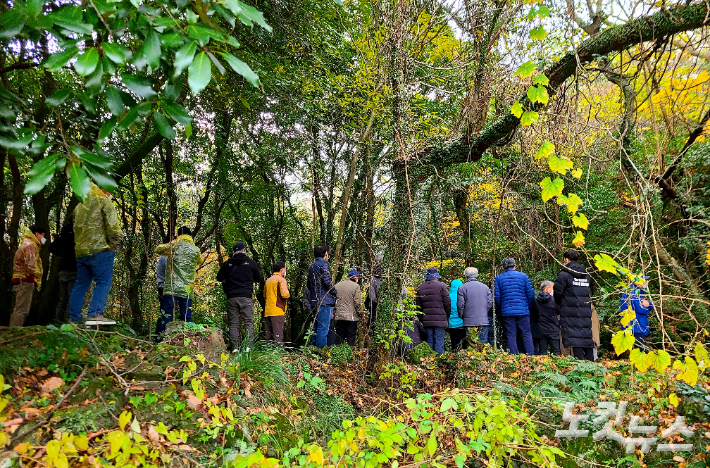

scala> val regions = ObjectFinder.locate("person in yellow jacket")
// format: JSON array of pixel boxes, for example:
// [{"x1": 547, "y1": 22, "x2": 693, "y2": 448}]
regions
[
  {"x1": 10, "y1": 225, "x2": 46, "y2": 326},
  {"x1": 263, "y1": 261, "x2": 290, "y2": 343},
  {"x1": 69, "y1": 184, "x2": 122, "y2": 326}
]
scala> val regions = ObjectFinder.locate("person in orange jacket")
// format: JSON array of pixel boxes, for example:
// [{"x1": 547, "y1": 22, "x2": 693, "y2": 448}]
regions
[{"x1": 10, "y1": 225, "x2": 46, "y2": 326}]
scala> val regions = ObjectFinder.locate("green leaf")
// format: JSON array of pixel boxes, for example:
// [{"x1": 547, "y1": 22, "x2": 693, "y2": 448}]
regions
[
  {"x1": 186, "y1": 24, "x2": 213, "y2": 46},
  {"x1": 539, "y1": 176, "x2": 563, "y2": 202},
  {"x1": 144, "y1": 30, "x2": 161, "y2": 69},
  {"x1": 537, "y1": 5, "x2": 551, "y2": 18},
  {"x1": 572, "y1": 213, "x2": 589, "y2": 230},
  {"x1": 116, "y1": 105, "x2": 142, "y2": 132},
  {"x1": 173, "y1": 42, "x2": 196, "y2": 78},
  {"x1": 98, "y1": 117, "x2": 117, "y2": 142},
  {"x1": 0, "y1": 10, "x2": 25, "y2": 38},
  {"x1": 520, "y1": 110, "x2": 538, "y2": 126},
  {"x1": 527, "y1": 85, "x2": 540, "y2": 103},
  {"x1": 122, "y1": 74, "x2": 157, "y2": 99},
  {"x1": 0, "y1": 132, "x2": 33, "y2": 149},
  {"x1": 163, "y1": 102, "x2": 192, "y2": 125},
  {"x1": 220, "y1": 52, "x2": 260, "y2": 87},
  {"x1": 533, "y1": 74, "x2": 549, "y2": 86},
  {"x1": 73, "y1": 147, "x2": 112, "y2": 169},
  {"x1": 535, "y1": 141, "x2": 555, "y2": 159},
  {"x1": 68, "y1": 162, "x2": 91, "y2": 201},
  {"x1": 24, "y1": 153, "x2": 59, "y2": 195},
  {"x1": 510, "y1": 101, "x2": 523, "y2": 118},
  {"x1": 74, "y1": 48, "x2": 99, "y2": 76},
  {"x1": 46, "y1": 89, "x2": 72, "y2": 107},
  {"x1": 188, "y1": 52, "x2": 211, "y2": 95},
  {"x1": 514, "y1": 61, "x2": 535, "y2": 78},
  {"x1": 44, "y1": 47, "x2": 79, "y2": 71},
  {"x1": 593, "y1": 253, "x2": 618, "y2": 275},
  {"x1": 102, "y1": 42, "x2": 125, "y2": 64},
  {"x1": 225, "y1": 0, "x2": 272, "y2": 32},
  {"x1": 153, "y1": 112, "x2": 176, "y2": 140},
  {"x1": 440, "y1": 397, "x2": 457, "y2": 412},
  {"x1": 529, "y1": 25, "x2": 548, "y2": 41},
  {"x1": 106, "y1": 86, "x2": 125, "y2": 116},
  {"x1": 53, "y1": 18, "x2": 93, "y2": 35},
  {"x1": 82, "y1": 162, "x2": 118, "y2": 193},
  {"x1": 548, "y1": 154, "x2": 573, "y2": 174}
]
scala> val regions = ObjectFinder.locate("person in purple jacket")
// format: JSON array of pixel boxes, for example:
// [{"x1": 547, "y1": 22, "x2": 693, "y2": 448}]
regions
[{"x1": 494, "y1": 257, "x2": 535, "y2": 355}]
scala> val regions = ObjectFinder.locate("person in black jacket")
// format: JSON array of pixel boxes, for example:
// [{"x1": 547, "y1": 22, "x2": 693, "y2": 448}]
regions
[
  {"x1": 217, "y1": 242, "x2": 263, "y2": 349},
  {"x1": 48, "y1": 216, "x2": 77, "y2": 324},
  {"x1": 532, "y1": 280, "x2": 561, "y2": 355},
  {"x1": 554, "y1": 249, "x2": 594, "y2": 361},
  {"x1": 416, "y1": 267, "x2": 451, "y2": 354}
]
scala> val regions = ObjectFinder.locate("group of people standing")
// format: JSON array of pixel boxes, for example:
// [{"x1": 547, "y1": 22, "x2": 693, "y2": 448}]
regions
[
  {"x1": 10, "y1": 191, "x2": 653, "y2": 362},
  {"x1": 411, "y1": 250, "x2": 599, "y2": 360}
]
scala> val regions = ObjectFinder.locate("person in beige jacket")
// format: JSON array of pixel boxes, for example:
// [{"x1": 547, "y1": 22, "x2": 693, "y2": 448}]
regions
[
  {"x1": 333, "y1": 269, "x2": 363, "y2": 346},
  {"x1": 10, "y1": 225, "x2": 46, "y2": 326}
]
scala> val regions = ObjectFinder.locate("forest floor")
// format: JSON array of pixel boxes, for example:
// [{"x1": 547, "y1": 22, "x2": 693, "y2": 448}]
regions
[{"x1": 0, "y1": 324, "x2": 708, "y2": 468}]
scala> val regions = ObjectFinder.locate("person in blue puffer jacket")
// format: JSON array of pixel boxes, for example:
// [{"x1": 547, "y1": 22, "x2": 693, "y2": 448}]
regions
[
  {"x1": 448, "y1": 279, "x2": 466, "y2": 351},
  {"x1": 494, "y1": 257, "x2": 535, "y2": 355},
  {"x1": 620, "y1": 276, "x2": 653, "y2": 353}
]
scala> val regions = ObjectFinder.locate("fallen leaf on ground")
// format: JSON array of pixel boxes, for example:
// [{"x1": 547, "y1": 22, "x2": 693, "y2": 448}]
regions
[
  {"x1": 186, "y1": 394, "x2": 202, "y2": 410},
  {"x1": 40, "y1": 377, "x2": 64, "y2": 396}
]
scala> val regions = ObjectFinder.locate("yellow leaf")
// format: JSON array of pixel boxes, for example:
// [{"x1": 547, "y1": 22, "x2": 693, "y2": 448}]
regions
[
  {"x1": 653, "y1": 349, "x2": 671, "y2": 373},
  {"x1": 13, "y1": 442, "x2": 31, "y2": 454},
  {"x1": 572, "y1": 213, "x2": 589, "y2": 230},
  {"x1": 695, "y1": 342, "x2": 708, "y2": 369},
  {"x1": 46, "y1": 440, "x2": 61, "y2": 461},
  {"x1": 620, "y1": 308, "x2": 636, "y2": 327},
  {"x1": 309, "y1": 445, "x2": 324, "y2": 465},
  {"x1": 118, "y1": 410, "x2": 132, "y2": 431},
  {"x1": 571, "y1": 231, "x2": 585, "y2": 247},
  {"x1": 106, "y1": 431, "x2": 125, "y2": 455},
  {"x1": 511, "y1": 101, "x2": 523, "y2": 118},
  {"x1": 611, "y1": 329, "x2": 635, "y2": 355},
  {"x1": 672, "y1": 356, "x2": 699, "y2": 387},
  {"x1": 669, "y1": 393, "x2": 679, "y2": 407},
  {"x1": 74, "y1": 434, "x2": 88, "y2": 451},
  {"x1": 594, "y1": 254, "x2": 619, "y2": 275},
  {"x1": 571, "y1": 168, "x2": 583, "y2": 179},
  {"x1": 630, "y1": 348, "x2": 652, "y2": 372}
]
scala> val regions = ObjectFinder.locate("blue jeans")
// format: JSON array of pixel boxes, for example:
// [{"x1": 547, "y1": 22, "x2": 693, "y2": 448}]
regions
[
  {"x1": 69, "y1": 250, "x2": 115, "y2": 323},
  {"x1": 156, "y1": 295, "x2": 193, "y2": 334},
  {"x1": 503, "y1": 315, "x2": 534, "y2": 355},
  {"x1": 426, "y1": 327, "x2": 445, "y2": 354},
  {"x1": 312, "y1": 304, "x2": 332, "y2": 348},
  {"x1": 478, "y1": 325, "x2": 495, "y2": 345}
]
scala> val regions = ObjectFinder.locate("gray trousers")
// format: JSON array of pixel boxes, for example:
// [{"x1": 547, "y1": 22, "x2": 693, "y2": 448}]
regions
[
  {"x1": 56, "y1": 271, "x2": 77, "y2": 324},
  {"x1": 227, "y1": 297, "x2": 254, "y2": 347}
]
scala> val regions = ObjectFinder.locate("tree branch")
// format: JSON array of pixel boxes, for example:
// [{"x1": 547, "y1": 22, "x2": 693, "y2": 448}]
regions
[{"x1": 425, "y1": 2, "x2": 710, "y2": 168}]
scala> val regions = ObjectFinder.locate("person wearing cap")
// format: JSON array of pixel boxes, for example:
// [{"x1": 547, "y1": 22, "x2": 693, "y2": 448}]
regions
[
  {"x1": 69, "y1": 183, "x2": 122, "y2": 326},
  {"x1": 263, "y1": 261, "x2": 290, "y2": 344},
  {"x1": 494, "y1": 257, "x2": 535, "y2": 355},
  {"x1": 306, "y1": 243, "x2": 337, "y2": 348},
  {"x1": 217, "y1": 241, "x2": 263, "y2": 349},
  {"x1": 620, "y1": 275, "x2": 653, "y2": 353},
  {"x1": 416, "y1": 267, "x2": 451, "y2": 355},
  {"x1": 10, "y1": 225, "x2": 46, "y2": 326},
  {"x1": 333, "y1": 269, "x2": 363, "y2": 346},
  {"x1": 155, "y1": 226, "x2": 203, "y2": 335},
  {"x1": 457, "y1": 267, "x2": 494, "y2": 345}
]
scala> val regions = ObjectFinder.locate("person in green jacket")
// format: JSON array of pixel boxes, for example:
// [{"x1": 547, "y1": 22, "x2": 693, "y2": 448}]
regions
[
  {"x1": 69, "y1": 184, "x2": 122, "y2": 326},
  {"x1": 155, "y1": 226, "x2": 203, "y2": 335}
]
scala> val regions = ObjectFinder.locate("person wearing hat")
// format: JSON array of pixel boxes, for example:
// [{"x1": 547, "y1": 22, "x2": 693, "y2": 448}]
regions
[
  {"x1": 416, "y1": 267, "x2": 451, "y2": 354},
  {"x1": 155, "y1": 226, "x2": 203, "y2": 335},
  {"x1": 217, "y1": 241, "x2": 263, "y2": 349},
  {"x1": 494, "y1": 257, "x2": 535, "y2": 355},
  {"x1": 333, "y1": 269, "x2": 364, "y2": 346},
  {"x1": 620, "y1": 275, "x2": 653, "y2": 353}
]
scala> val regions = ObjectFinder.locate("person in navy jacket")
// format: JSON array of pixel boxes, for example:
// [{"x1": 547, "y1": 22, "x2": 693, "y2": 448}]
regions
[
  {"x1": 494, "y1": 257, "x2": 535, "y2": 355},
  {"x1": 620, "y1": 276, "x2": 652, "y2": 353}
]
